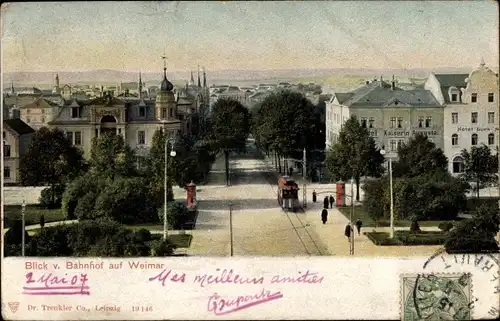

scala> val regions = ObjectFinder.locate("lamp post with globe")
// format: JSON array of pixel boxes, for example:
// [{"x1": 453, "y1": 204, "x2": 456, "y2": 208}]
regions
[
  {"x1": 163, "y1": 137, "x2": 176, "y2": 240},
  {"x1": 380, "y1": 149, "x2": 394, "y2": 238}
]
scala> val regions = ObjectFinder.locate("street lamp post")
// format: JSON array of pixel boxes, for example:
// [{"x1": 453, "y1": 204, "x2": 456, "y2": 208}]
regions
[
  {"x1": 21, "y1": 200, "x2": 26, "y2": 256},
  {"x1": 350, "y1": 178, "x2": 355, "y2": 255},
  {"x1": 380, "y1": 149, "x2": 394, "y2": 238},
  {"x1": 228, "y1": 201, "x2": 233, "y2": 256},
  {"x1": 163, "y1": 137, "x2": 176, "y2": 241}
]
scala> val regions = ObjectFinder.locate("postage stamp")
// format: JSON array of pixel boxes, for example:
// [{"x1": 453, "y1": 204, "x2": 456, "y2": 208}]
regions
[{"x1": 401, "y1": 273, "x2": 473, "y2": 321}]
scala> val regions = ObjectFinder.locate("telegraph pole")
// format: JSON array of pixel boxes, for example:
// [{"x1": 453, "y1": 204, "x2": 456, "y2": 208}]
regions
[
  {"x1": 228, "y1": 201, "x2": 233, "y2": 256},
  {"x1": 303, "y1": 148, "x2": 307, "y2": 180}
]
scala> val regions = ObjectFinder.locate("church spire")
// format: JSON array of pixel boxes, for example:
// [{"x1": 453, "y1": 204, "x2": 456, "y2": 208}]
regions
[
  {"x1": 138, "y1": 71, "x2": 143, "y2": 99},
  {"x1": 203, "y1": 67, "x2": 207, "y2": 88},
  {"x1": 190, "y1": 71, "x2": 194, "y2": 85},
  {"x1": 10, "y1": 80, "x2": 14, "y2": 95},
  {"x1": 197, "y1": 65, "x2": 201, "y2": 87}
]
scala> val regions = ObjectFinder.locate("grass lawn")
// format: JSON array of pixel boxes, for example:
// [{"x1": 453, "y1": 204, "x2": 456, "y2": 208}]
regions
[
  {"x1": 365, "y1": 230, "x2": 448, "y2": 246},
  {"x1": 148, "y1": 233, "x2": 192, "y2": 248},
  {"x1": 3, "y1": 205, "x2": 65, "y2": 228},
  {"x1": 126, "y1": 224, "x2": 164, "y2": 231},
  {"x1": 338, "y1": 206, "x2": 454, "y2": 228}
]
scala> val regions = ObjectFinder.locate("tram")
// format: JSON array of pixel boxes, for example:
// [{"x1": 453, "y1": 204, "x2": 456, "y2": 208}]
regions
[{"x1": 277, "y1": 175, "x2": 300, "y2": 212}]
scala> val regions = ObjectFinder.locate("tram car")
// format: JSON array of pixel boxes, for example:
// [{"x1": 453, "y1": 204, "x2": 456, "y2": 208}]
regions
[{"x1": 277, "y1": 176, "x2": 300, "y2": 212}]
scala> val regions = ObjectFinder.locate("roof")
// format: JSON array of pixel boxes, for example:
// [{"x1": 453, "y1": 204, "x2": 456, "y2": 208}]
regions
[
  {"x1": 338, "y1": 81, "x2": 441, "y2": 108},
  {"x1": 334, "y1": 93, "x2": 354, "y2": 104},
  {"x1": 3, "y1": 118, "x2": 35, "y2": 135},
  {"x1": 433, "y1": 74, "x2": 468, "y2": 87}
]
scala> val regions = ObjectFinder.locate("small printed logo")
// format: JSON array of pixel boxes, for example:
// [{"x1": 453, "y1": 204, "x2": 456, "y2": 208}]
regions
[{"x1": 8, "y1": 302, "x2": 20, "y2": 313}]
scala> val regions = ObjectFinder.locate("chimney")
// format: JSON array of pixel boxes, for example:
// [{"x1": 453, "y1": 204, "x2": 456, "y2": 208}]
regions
[
  {"x1": 391, "y1": 75, "x2": 395, "y2": 90},
  {"x1": 380, "y1": 75, "x2": 383, "y2": 87},
  {"x1": 365, "y1": 81, "x2": 370, "y2": 85}
]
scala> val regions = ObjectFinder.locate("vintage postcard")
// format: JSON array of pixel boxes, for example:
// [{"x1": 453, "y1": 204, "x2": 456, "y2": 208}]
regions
[{"x1": 1, "y1": 1, "x2": 499, "y2": 320}]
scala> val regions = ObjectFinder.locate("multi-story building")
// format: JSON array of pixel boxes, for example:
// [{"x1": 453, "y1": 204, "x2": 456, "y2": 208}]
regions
[
  {"x1": 16, "y1": 62, "x2": 210, "y2": 164},
  {"x1": 425, "y1": 60, "x2": 499, "y2": 174},
  {"x1": 325, "y1": 77, "x2": 444, "y2": 159},
  {"x1": 2, "y1": 119, "x2": 35, "y2": 184}
]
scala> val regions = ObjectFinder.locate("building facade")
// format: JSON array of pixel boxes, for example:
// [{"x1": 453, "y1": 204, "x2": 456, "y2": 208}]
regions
[
  {"x1": 14, "y1": 63, "x2": 210, "y2": 163},
  {"x1": 425, "y1": 61, "x2": 500, "y2": 174},
  {"x1": 325, "y1": 78, "x2": 444, "y2": 159},
  {"x1": 3, "y1": 119, "x2": 35, "y2": 184}
]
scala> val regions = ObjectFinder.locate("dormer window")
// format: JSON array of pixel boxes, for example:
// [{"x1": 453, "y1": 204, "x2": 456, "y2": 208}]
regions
[
  {"x1": 451, "y1": 93, "x2": 458, "y2": 102},
  {"x1": 71, "y1": 107, "x2": 80, "y2": 118},
  {"x1": 139, "y1": 106, "x2": 146, "y2": 117},
  {"x1": 471, "y1": 93, "x2": 477, "y2": 103}
]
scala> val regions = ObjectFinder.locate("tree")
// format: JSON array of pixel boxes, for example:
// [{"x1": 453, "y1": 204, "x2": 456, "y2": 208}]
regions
[
  {"x1": 208, "y1": 98, "x2": 251, "y2": 185},
  {"x1": 393, "y1": 133, "x2": 448, "y2": 178},
  {"x1": 145, "y1": 129, "x2": 174, "y2": 205},
  {"x1": 253, "y1": 90, "x2": 318, "y2": 174},
  {"x1": 89, "y1": 131, "x2": 136, "y2": 179},
  {"x1": 39, "y1": 185, "x2": 65, "y2": 209},
  {"x1": 93, "y1": 177, "x2": 158, "y2": 224},
  {"x1": 445, "y1": 204, "x2": 500, "y2": 253},
  {"x1": 151, "y1": 239, "x2": 177, "y2": 256},
  {"x1": 4, "y1": 220, "x2": 31, "y2": 245},
  {"x1": 19, "y1": 127, "x2": 86, "y2": 204},
  {"x1": 362, "y1": 178, "x2": 387, "y2": 224},
  {"x1": 62, "y1": 173, "x2": 109, "y2": 219},
  {"x1": 460, "y1": 145, "x2": 498, "y2": 198},
  {"x1": 325, "y1": 116, "x2": 385, "y2": 200}
]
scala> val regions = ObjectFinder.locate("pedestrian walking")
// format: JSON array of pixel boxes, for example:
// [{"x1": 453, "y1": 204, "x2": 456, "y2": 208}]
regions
[
  {"x1": 321, "y1": 208, "x2": 328, "y2": 224},
  {"x1": 323, "y1": 196, "x2": 329, "y2": 209},
  {"x1": 344, "y1": 224, "x2": 352, "y2": 240},
  {"x1": 289, "y1": 167, "x2": 293, "y2": 177},
  {"x1": 329, "y1": 195, "x2": 334, "y2": 208},
  {"x1": 355, "y1": 219, "x2": 363, "y2": 235},
  {"x1": 312, "y1": 190, "x2": 317, "y2": 203}
]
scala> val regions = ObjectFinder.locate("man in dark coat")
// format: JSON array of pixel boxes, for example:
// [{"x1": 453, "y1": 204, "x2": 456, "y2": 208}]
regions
[
  {"x1": 355, "y1": 219, "x2": 363, "y2": 235},
  {"x1": 312, "y1": 190, "x2": 317, "y2": 203},
  {"x1": 323, "y1": 196, "x2": 329, "y2": 209},
  {"x1": 321, "y1": 208, "x2": 328, "y2": 224},
  {"x1": 329, "y1": 195, "x2": 334, "y2": 208},
  {"x1": 345, "y1": 224, "x2": 352, "y2": 240}
]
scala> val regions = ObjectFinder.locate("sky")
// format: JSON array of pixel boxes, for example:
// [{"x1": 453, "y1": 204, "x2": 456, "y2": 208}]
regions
[{"x1": 1, "y1": 1, "x2": 498, "y2": 73}]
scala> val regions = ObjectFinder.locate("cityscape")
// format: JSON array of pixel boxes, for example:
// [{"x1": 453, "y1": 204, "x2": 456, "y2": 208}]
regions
[{"x1": 2, "y1": 1, "x2": 499, "y2": 260}]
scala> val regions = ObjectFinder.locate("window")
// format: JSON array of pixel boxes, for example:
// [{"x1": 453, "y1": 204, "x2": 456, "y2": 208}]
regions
[
  {"x1": 26, "y1": 117, "x2": 31, "y2": 123},
  {"x1": 2, "y1": 131, "x2": 5, "y2": 139},
  {"x1": 27, "y1": 109, "x2": 31, "y2": 115},
  {"x1": 139, "y1": 106, "x2": 146, "y2": 117},
  {"x1": 360, "y1": 117, "x2": 367, "y2": 128},
  {"x1": 489, "y1": 93, "x2": 494, "y2": 102},
  {"x1": 169, "y1": 108, "x2": 173, "y2": 117},
  {"x1": 74, "y1": 132, "x2": 82, "y2": 145},
  {"x1": 488, "y1": 112, "x2": 495, "y2": 124},
  {"x1": 418, "y1": 116, "x2": 424, "y2": 128},
  {"x1": 41, "y1": 117, "x2": 45, "y2": 123},
  {"x1": 451, "y1": 134, "x2": 458, "y2": 146},
  {"x1": 390, "y1": 140, "x2": 397, "y2": 152},
  {"x1": 452, "y1": 156, "x2": 465, "y2": 174},
  {"x1": 397, "y1": 139, "x2": 404, "y2": 149},
  {"x1": 161, "y1": 108, "x2": 167, "y2": 119},
  {"x1": 368, "y1": 117, "x2": 374, "y2": 128},
  {"x1": 41, "y1": 109, "x2": 45, "y2": 114},
  {"x1": 471, "y1": 112, "x2": 478, "y2": 124},
  {"x1": 471, "y1": 133, "x2": 478, "y2": 146},
  {"x1": 451, "y1": 113, "x2": 458, "y2": 124},
  {"x1": 4, "y1": 144, "x2": 11, "y2": 157},
  {"x1": 138, "y1": 131, "x2": 146, "y2": 145},
  {"x1": 390, "y1": 117, "x2": 396, "y2": 128},
  {"x1": 471, "y1": 93, "x2": 477, "y2": 103},
  {"x1": 71, "y1": 107, "x2": 80, "y2": 118},
  {"x1": 488, "y1": 133, "x2": 495, "y2": 145},
  {"x1": 425, "y1": 116, "x2": 432, "y2": 128},
  {"x1": 397, "y1": 117, "x2": 403, "y2": 128},
  {"x1": 4, "y1": 166, "x2": 10, "y2": 179},
  {"x1": 66, "y1": 131, "x2": 74, "y2": 144},
  {"x1": 451, "y1": 93, "x2": 458, "y2": 102}
]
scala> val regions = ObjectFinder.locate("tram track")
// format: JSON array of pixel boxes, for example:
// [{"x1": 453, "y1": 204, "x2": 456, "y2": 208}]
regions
[{"x1": 261, "y1": 167, "x2": 325, "y2": 256}]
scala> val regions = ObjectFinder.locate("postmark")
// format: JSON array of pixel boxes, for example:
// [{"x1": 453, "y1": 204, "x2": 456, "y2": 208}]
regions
[
  {"x1": 400, "y1": 248, "x2": 500, "y2": 320},
  {"x1": 401, "y1": 273, "x2": 472, "y2": 321}
]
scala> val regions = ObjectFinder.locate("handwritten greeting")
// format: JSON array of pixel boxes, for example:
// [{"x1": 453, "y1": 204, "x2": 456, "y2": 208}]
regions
[{"x1": 148, "y1": 268, "x2": 324, "y2": 315}]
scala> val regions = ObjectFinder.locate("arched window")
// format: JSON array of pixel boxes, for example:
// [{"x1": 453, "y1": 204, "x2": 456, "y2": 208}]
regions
[
  {"x1": 471, "y1": 133, "x2": 478, "y2": 146},
  {"x1": 452, "y1": 156, "x2": 465, "y2": 173},
  {"x1": 488, "y1": 133, "x2": 495, "y2": 145},
  {"x1": 451, "y1": 134, "x2": 458, "y2": 146}
]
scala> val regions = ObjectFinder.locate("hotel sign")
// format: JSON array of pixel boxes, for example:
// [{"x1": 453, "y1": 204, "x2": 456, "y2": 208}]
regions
[
  {"x1": 383, "y1": 130, "x2": 438, "y2": 137},
  {"x1": 458, "y1": 127, "x2": 500, "y2": 132}
]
